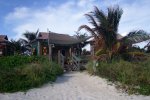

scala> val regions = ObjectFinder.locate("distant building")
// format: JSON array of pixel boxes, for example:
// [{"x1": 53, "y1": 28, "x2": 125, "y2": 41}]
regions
[{"x1": 0, "y1": 35, "x2": 12, "y2": 56}]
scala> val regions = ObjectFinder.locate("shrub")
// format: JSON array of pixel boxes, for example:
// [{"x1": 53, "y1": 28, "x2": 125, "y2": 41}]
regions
[
  {"x1": 122, "y1": 52, "x2": 147, "y2": 62},
  {"x1": 86, "y1": 58, "x2": 150, "y2": 95},
  {"x1": 86, "y1": 61, "x2": 95, "y2": 74},
  {"x1": 0, "y1": 55, "x2": 43, "y2": 69},
  {"x1": 0, "y1": 55, "x2": 63, "y2": 92}
]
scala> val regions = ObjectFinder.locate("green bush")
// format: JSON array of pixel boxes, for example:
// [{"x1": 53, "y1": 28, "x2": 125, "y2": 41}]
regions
[
  {"x1": 86, "y1": 61, "x2": 95, "y2": 74},
  {"x1": 86, "y1": 58, "x2": 150, "y2": 95},
  {"x1": 0, "y1": 55, "x2": 43, "y2": 69},
  {"x1": 122, "y1": 52, "x2": 147, "y2": 62},
  {"x1": 0, "y1": 55, "x2": 63, "y2": 92}
]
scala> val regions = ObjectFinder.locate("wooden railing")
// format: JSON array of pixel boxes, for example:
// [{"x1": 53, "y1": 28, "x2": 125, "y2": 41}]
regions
[
  {"x1": 58, "y1": 52, "x2": 83, "y2": 71},
  {"x1": 72, "y1": 54, "x2": 81, "y2": 70}
]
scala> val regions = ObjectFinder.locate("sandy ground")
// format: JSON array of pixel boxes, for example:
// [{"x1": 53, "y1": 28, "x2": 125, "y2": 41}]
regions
[{"x1": 0, "y1": 72, "x2": 150, "y2": 100}]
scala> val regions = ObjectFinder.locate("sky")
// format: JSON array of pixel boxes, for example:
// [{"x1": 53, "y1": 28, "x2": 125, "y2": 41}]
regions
[{"x1": 0, "y1": 0, "x2": 150, "y2": 47}]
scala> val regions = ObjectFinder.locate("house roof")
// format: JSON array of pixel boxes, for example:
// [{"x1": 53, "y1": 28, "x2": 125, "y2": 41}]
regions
[
  {"x1": 0, "y1": 35, "x2": 9, "y2": 43},
  {"x1": 36, "y1": 32, "x2": 91, "y2": 45}
]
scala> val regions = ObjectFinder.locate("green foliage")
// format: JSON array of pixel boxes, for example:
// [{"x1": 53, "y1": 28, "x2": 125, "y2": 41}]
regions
[
  {"x1": 0, "y1": 55, "x2": 63, "y2": 92},
  {"x1": 122, "y1": 30, "x2": 150, "y2": 45},
  {"x1": 75, "y1": 31, "x2": 88, "y2": 39},
  {"x1": 78, "y1": 5, "x2": 150, "y2": 60},
  {"x1": 122, "y1": 52, "x2": 147, "y2": 62},
  {"x1": 86, "y1": 58, "x2": 150, "y2": 95},
  {"x1": 86, "y1": 61, "x2": 95, "y2": 74},
  {"x1": 0, "y1": 55, "x2": 42, "y2": 69},
  {"x1": 18, "y1": 29, "x2": 39, "y2": 50},
  {"x1": 95, "y1": 49, "x2": 107, "y2": 56},
  {"x1": 79, "y1": 5, "x2": 123, "y2": 51},
  {"x1": 22, "y1": 29, "x2": 39, "y2": 43},
  {"x1": 10, "y1": 39, "x2": 22, "y2": 54}
]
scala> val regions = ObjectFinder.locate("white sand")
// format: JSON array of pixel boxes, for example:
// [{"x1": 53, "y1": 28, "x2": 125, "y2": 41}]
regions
[{"x1": 0, "y1": 72, "x2": 149, "y2": 100}]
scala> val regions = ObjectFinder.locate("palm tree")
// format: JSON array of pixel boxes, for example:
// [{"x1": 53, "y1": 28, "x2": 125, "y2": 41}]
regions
[
  {"x1": 74, "y1": 31, "x2": 88, "y2": 39},
  {"x1": 78, "y1": 6, "x2": 123, "y2": 51},
  {"x1": 78, "y1": 5, "x2": 150, "y2": 59},
  {"x1": 20, "y1": 29, "x2": 39, "y2": 49}
]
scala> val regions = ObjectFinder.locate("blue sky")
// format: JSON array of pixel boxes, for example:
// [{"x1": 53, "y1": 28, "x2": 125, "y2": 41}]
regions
[{"x1": 0, "y1": 0, "x2": 150, "y2": 47}]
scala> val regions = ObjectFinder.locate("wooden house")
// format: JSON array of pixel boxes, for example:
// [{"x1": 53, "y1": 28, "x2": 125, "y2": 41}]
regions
[
  {"x1": 31, "y1": 32, "x2": 90, "y2": 70},
  {"x1": 0, "y1": 35, "x2": 12, "y2": 56}
]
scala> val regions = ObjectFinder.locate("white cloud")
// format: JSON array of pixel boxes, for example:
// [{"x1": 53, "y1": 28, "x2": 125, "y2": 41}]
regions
[
  {"x1": 5, "y1": 0, "x2": 97, "y2": 39},
  {"x1": 92, "y1": 0, "x2": 150, "y2": 36},
  {"x1": 118, "y1": 0, "x2": 150, "y2": 35},
  {"x1": 5, "y1": 7, "x2": 30, "y2": 21},
  {"x1": 4, "y1": 0, "x2": 150, "y2": 42}
]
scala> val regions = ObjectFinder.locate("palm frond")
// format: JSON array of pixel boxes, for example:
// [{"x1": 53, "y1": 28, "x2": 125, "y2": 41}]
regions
[
  {"x1": 19, "y1": 38, "x2": 28, "y2": 45},
  {"x1": 23, "y1": 32, "x2": 36, "y2": 42},
  {"x1": 122, "y1": 30, "x2": 150, "y2": 44},
  {"x1": 93, "y1": 6, "x2": 108, "y2": 29},
  {"x1": 107, "y1": 5, "x2": 123, "y2": 33},
  {"x1": 35, "y1": 28, "x2": 39, "y2": 37},
  {"x1": 78, "y1": 25, "x2": 98, "y2": 38},
  {"x1": 85, "y1": 14, "x2": 99, "y2": 30}
]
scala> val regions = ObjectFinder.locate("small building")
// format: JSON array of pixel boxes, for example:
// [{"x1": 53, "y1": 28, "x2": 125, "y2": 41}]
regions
[
  {"x1": 31, "y1": 32, "x2": 90, "y2": 69},
  {"x1": 0, "y1": 35, "x2": 12, "y2": 56}
]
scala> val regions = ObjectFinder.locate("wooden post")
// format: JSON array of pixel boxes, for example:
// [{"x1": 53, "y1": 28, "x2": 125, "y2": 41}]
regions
[
  {"x1": 58, "y1": 50, "x2": 61, "y2": 65},
  {"x1": 5, "y1": 45, "x2": 7, "y2": 56},
  {"x1": 38, "y1": 41, "x2": 40, "y2": 55},
  {"x1": 69, "y1": 48, "x2": 72, "y2": 57},
  {"x1": 48, "y1": 30, "x2": 52, "y2": 61},
  {"x1": 48, "y1": 45, "x2": 52, "y2": 61}
]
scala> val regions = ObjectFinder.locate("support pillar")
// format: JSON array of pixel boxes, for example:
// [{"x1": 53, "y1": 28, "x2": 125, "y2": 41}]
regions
[
  {"x1": 38, "y1": 41, "x2": 40, "y2": 55},
  {"x1": 48, "y1": 44, "x2": 52, "y2": 61},
  {"x1": 58, "y1": 50, "x2": 61, "y2": 65},
  {"x1": 69, "y1": 48, "x2": 72, "y2": 57}
]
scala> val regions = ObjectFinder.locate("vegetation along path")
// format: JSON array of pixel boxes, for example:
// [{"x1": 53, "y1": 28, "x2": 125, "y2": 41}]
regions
[{"x1": 0, "y1": 72, "x2": 149, "y2": 100}]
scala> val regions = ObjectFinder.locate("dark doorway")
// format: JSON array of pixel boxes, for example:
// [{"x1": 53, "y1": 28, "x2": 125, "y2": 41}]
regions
[{"x1": 61, "y1": 49, "x2": 65, "y2": 56}]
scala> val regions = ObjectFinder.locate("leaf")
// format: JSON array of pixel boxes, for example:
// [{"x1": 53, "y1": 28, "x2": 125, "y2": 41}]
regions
[
  {"x1": 122, "y1": 30, "x2": 150, "y2": 44},
  {"x1": 78, "y1": 25, "x2": 98, "y2": 38},
  {"x1": 95, "y1": 48, "x2": 107, "y2": 56}
]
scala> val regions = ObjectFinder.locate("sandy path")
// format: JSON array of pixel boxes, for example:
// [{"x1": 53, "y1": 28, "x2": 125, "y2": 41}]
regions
[{"x1": 0, "y1": 72, "x2": 149, "y2": 100}]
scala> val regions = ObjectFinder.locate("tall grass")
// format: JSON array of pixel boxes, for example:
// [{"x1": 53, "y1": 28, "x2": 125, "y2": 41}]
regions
[
  {"x1": 86, "y1": 58, "x2": 150, "y2": 95},
  {"x1": 0, "y1": 55, "x2": 63, "y2": 92}
]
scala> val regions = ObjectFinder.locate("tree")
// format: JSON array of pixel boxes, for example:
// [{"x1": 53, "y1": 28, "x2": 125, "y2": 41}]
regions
[
  {"x1": 20, "y1": 29, "x2": 39, "y2": 49},
  {"x1": 78, "y1": 5, "x2": 150, "y2": 59},
  {"x1": 121, "y1": 30, "x2": 150, "y2": 45},
  {"x1": 74, "y1": 31, "x2": 88, "y2": 39},
  {"x1": 78, "y1": 6, "x2": 123, "y2": 51},
  {"x1": 10, "y1": 39, "x2": 26, "y2": 54}
]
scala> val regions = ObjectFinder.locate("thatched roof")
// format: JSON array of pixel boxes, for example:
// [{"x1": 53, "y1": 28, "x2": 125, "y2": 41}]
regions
[{"x1": 36, "y1": 32, "x2": 91, "y2": 45}]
